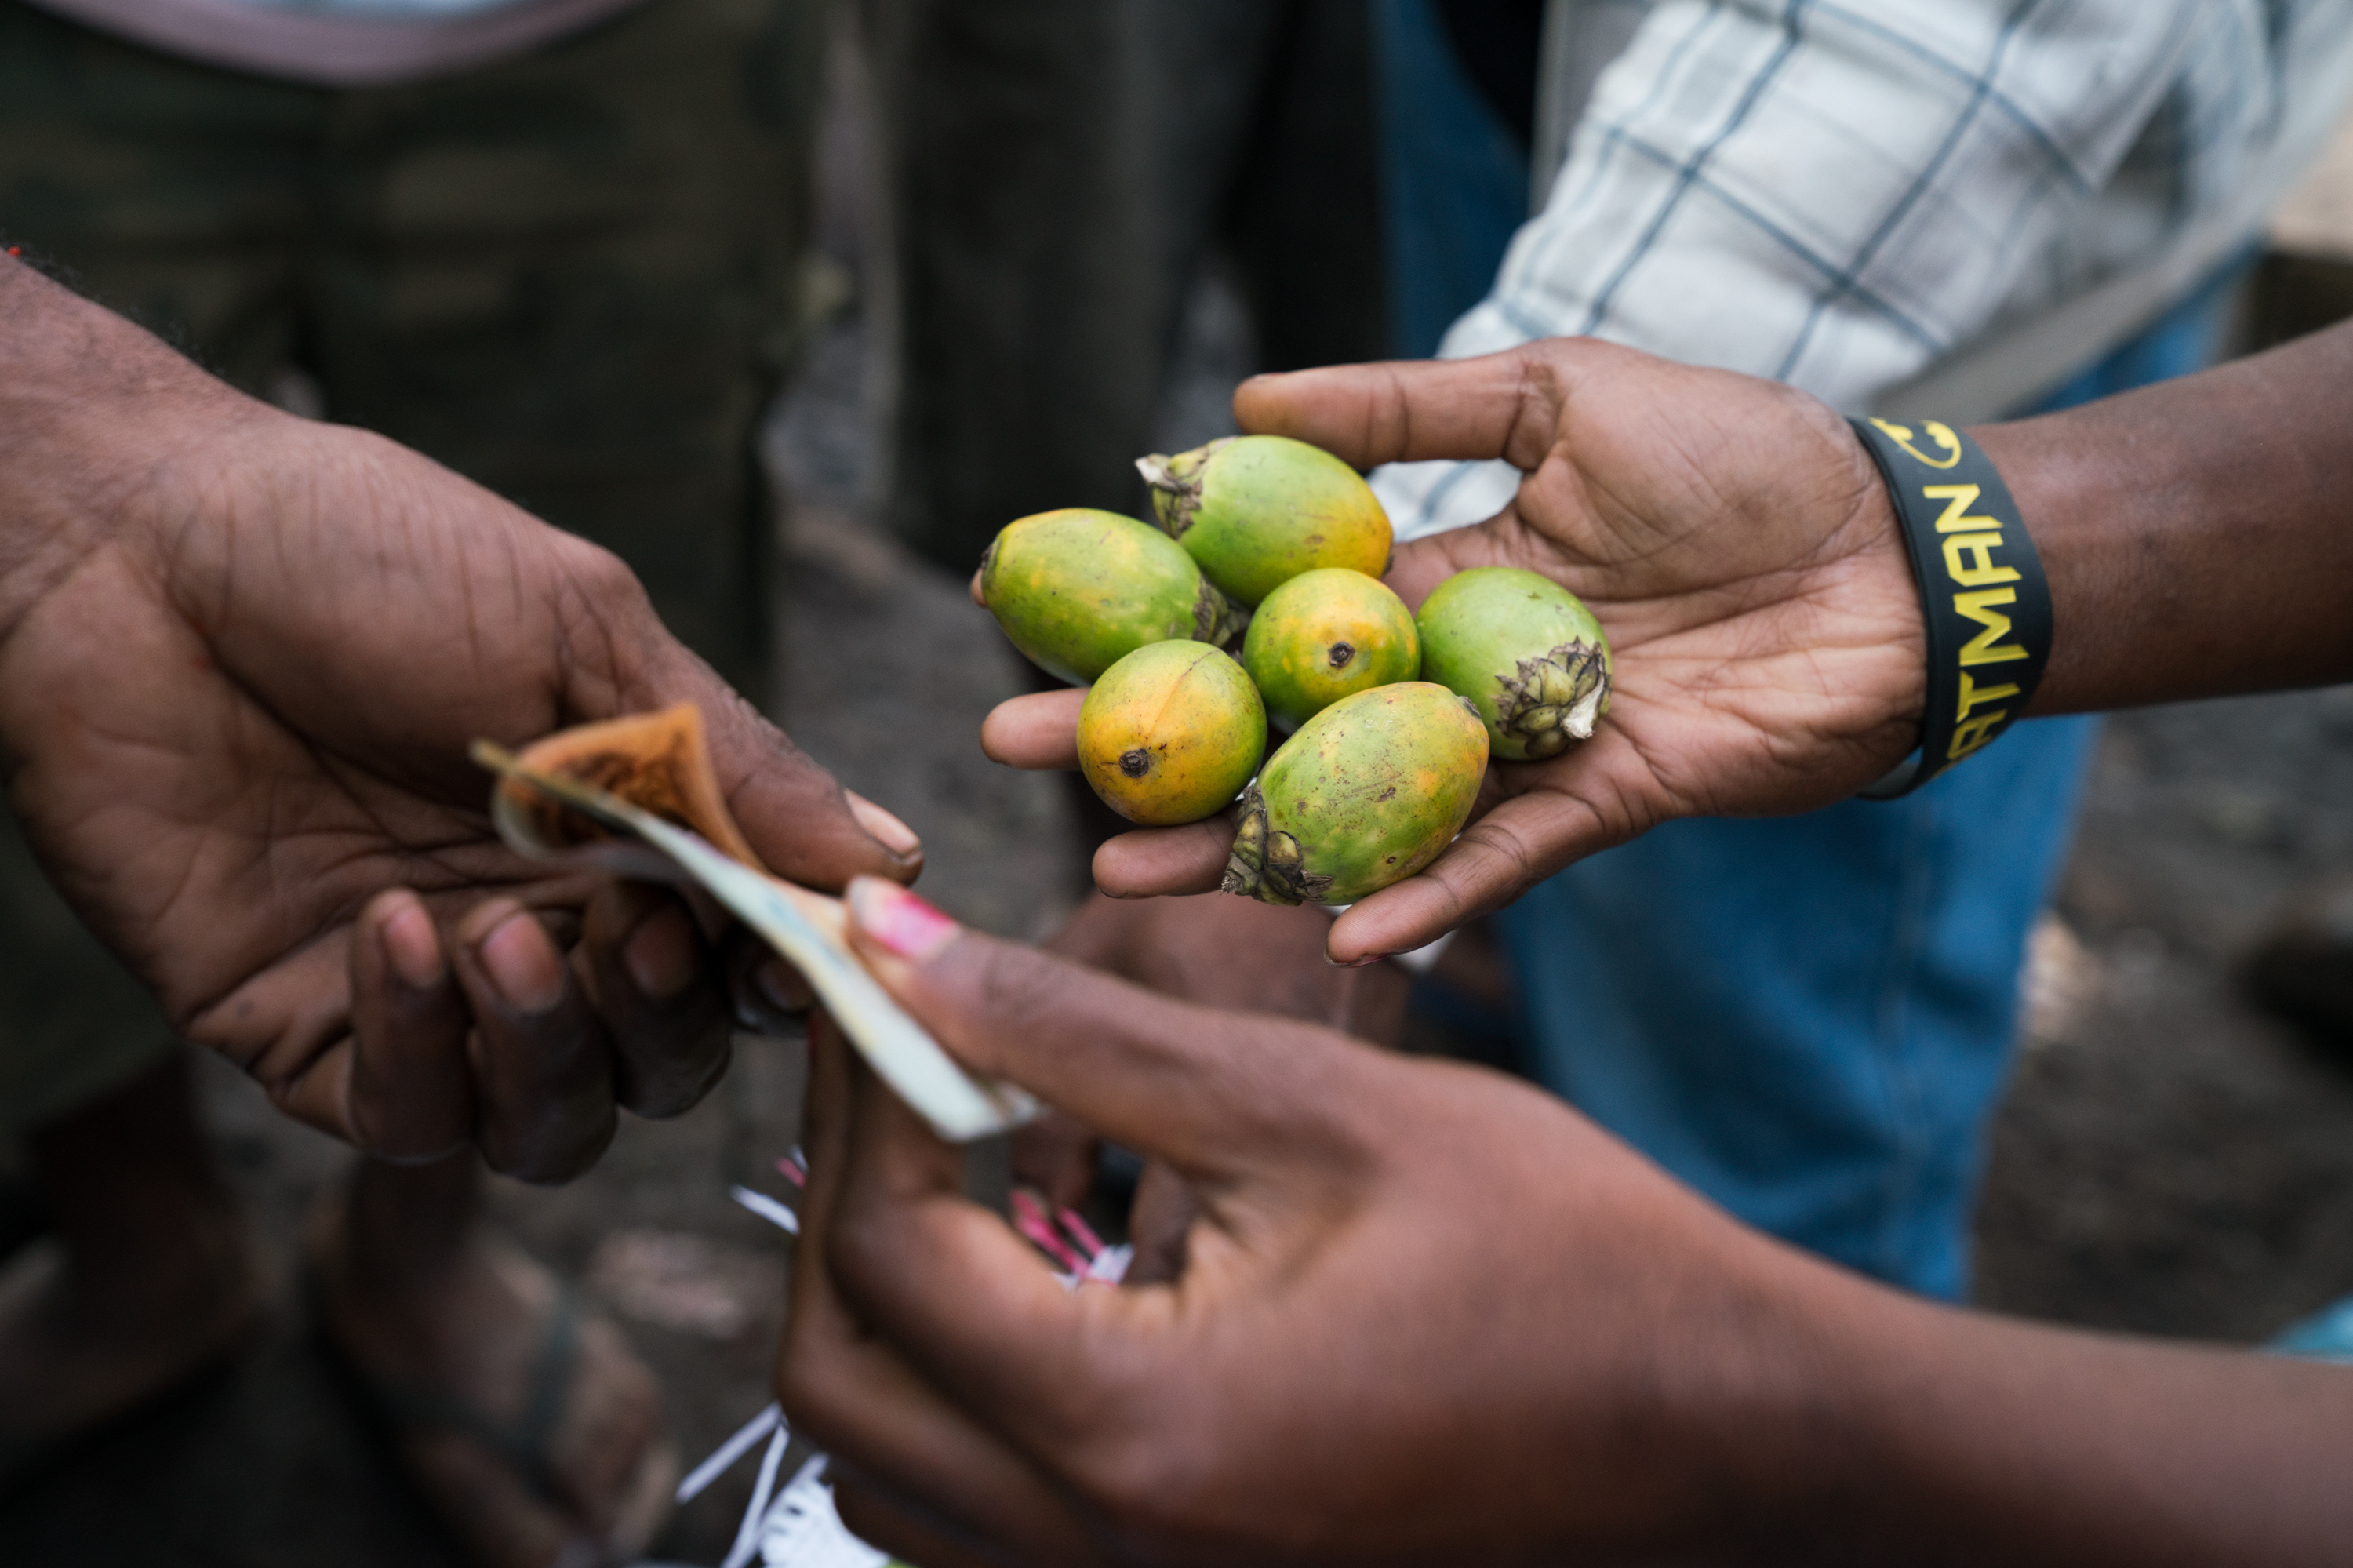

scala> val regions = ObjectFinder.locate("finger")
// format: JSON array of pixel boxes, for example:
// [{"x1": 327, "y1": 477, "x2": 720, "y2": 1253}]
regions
[
  {"x1": 581, "y1": 881, "x2": 733, "y2": 1118},
  {"x1": 1011, "y1": 1112, "x2": 1100, "y2": 1212},
  {"x1": 831, "y1": 1474, "x2": 1009, "y2": 1568},
  {"x1": 780, "y1": 1023, "x2": 1102, "y2": 1565},
  {"x1": 842, "y1": 877, "x2": 1353, "y2": 1173},
  {"x1": 969, "y1": 564, "x2": 987, "y2": 607},
  {"x1": 1090, "y1": 819, "x2": 1232, "y2": 898},
  {"x1": 722, "y1": 925, "x2": 812, "y2": 1034},
  {"x1": 1231, "y1": 345, "x2": 1569, "y2": 471},
  {"x1": 699, "y1": 687, "x2": 924, "y2": 888},
  {"x1": 827, "y1": 1035, "x2": 1132, "y2": 1479},
  {"x1": 1322, "y1": 759, "x2": 1651, "y2": 963},
  {"x1": 224, "y1": 933, "x2": 392, "y2": 1151},
  {"x1": 846, "y1": 790, "x2": 922, "y2": 867},
  {"x1": 447, "y1": 898, "x2": 619, "y2": 1182},
  {"x1": 979, "y1": 689, "x2": 1084, "y2": 770},
  {"x1": 347, "y1": 888, "x2": 475, "y2": 1160},
  {"x1": 1124, "y1": 1159, "x2": 1197, "y2": 1286}
]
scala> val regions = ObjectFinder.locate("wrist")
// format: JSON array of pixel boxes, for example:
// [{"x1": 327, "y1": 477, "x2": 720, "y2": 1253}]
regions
[
  {"x1": 0, "y1": 257, "x2": 266, "y2": 642},
  {"x1": 1849, "y1": 418, "x2": 2052, "y2": 798},
  {"x1": 1658, "y1": 1244, "x2": 1928, "y2": 1556}
]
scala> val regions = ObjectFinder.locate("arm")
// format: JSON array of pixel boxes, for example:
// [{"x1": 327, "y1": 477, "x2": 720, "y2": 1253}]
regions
[
  {"x1": 0, "y1": 256, "x2": 921, "y2": 1177},
  {"x1": 1985, "y1": 322, "x2": 2353, "y2": 712},
  {"x1": 773, "y1": 879, "x2": 2353, "y2": 1566}
]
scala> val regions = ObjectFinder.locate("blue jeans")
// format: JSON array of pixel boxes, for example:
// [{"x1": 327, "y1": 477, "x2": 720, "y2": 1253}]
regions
[
  {"x1": 1375, "y1": 0, "x2": 2251, "y2": 1297},
  {"x1": 1498, "y1": 725, "x2": 2095, "y2": 1298}
]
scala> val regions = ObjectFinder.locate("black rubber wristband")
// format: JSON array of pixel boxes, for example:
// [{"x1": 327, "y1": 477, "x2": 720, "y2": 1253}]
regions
[{"x1": 1849, "y1": 417, "x2": 2053, "y2": 800}]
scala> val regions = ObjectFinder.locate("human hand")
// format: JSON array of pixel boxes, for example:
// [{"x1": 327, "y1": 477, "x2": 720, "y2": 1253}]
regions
[
  {"x1": 776, "y1": 878, "x2": 1860, "y2": 1565},
  {"x1": 984, "y1": 338, "x2": 1923, "y2": 962},
  {"x1": 785, "y1": 881, "x2": 2353, "y2": 1566},
  {"x1": 0, "y1": 261, "x2": 920, "y2": 1180},
  {"x1": 1011, "y1": 892, "x2": 1411, "y2": 1261}
]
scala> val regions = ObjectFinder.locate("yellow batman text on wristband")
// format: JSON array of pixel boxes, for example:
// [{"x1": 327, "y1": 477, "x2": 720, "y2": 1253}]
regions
[{"x1": 1850, "y1": 418, "x2": 2053, "y2": 798}]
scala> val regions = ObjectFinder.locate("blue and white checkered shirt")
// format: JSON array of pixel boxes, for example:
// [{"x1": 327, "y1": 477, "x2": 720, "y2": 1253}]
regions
[{"x1": 1380, "y1": 0, "x2": 2353, "y2": 540}]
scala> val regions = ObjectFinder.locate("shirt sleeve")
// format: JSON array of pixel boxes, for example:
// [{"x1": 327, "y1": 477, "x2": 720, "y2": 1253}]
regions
[{"x1": 1378, "y1": 0, "x2": 2206, "y2": 540}]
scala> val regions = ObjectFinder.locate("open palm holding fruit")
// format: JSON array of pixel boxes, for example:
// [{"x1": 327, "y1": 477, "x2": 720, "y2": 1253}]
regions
[
  {"x1": 1242, "y1": 568, "x2": 1420, "y2": 729},
  {"x1": 976, "y1": 427, "x2": 1615, "y2": 907}
]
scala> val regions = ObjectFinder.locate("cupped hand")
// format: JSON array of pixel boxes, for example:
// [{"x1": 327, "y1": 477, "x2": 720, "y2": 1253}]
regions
[
  {"x1": 0, "y1": 263, "x2": 920, "y2": 1179},
  {"x1": 983, "y1": 337, "x2": 1924, "y2": 962},
  {"x1": 775, "y1": 879, "x2": 1857, "y2": 1565}
]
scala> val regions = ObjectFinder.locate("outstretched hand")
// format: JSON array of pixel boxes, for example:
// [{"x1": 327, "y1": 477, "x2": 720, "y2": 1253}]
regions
[
  {"x1": 779, "y1": 879, "x2": 1853, "y2": 1564},
  {"x1": 984, "y1": 338, "x2": 1924, "y2": 962},
  {"x1": 0, "y1": 260, "x2": 920, "y2": 1180},
  {"x1": 781, "y1": 881, "x2": 2353, "y2": 1567}
]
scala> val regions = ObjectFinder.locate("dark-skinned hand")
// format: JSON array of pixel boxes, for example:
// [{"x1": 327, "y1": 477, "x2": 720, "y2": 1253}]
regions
[
  {"x1": 0, "y1": 259, "x2": 920, "y2": 1181},
  {"x1": 777, "y1": 879, "x2": 2353, "y2": 1566},
  {"x1": 982, "y1": 338, "x2": 1923, "y2": 963}
]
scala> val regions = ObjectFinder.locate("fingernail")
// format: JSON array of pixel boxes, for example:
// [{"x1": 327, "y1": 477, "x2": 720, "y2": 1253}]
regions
[
  {"x1": 846, "y1": 876, "x2": 959, "y2": 961},
  {"x1": 380, "y1": 898, "x2": 445, "y2": 989},
  {"x1": 847, "y1": 791, "x2": 922, "y2": 857},
  {"x1": 480, "y1": 912, "x2": 565, "y2": 1012},
  {"x1": 622, "y1": 904, "x2": 697, "y2": 1000}
]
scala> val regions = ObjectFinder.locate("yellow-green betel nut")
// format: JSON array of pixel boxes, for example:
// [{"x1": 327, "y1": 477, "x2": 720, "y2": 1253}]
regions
[
  {"x1": 1415, "y1": 567, "x2": 1613, "y2": 762},
  {"x1": 1222, "y1": 682, "x2": 1487, "y2": 906},
  {"x1": 1135, "y1": 434, "x2": 1391, "y2": 606},
  {"x1": 1242, "y1": 567, "x2": 1420, "y2": 729},
  {"x1": 1078, "y1": 641, "x2": 1267, "y2": 825},
  {"x1": 979, "y1": 508, "x2": 1249, "y2": 685}
]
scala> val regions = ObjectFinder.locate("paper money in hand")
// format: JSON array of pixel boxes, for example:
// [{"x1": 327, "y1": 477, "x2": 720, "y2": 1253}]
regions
[{"x1": 475, "y1": 704, "x2": 1036, "y2": 1141}]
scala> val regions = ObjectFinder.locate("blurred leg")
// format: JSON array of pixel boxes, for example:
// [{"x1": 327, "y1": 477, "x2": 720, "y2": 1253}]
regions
[
  {"x1": 0, "y1": 0, "x2": 318, "y2": 389},
  {"x1": 870, "y1": 0, "x2": 1387, "y2": 575},
  {"x1": 311, "y1": 1153, "x2": 676, "y2": 1568},
  {"x1": 1499, "y1": 720, "x2": 2099, "y2": 1298},
  {"x1": 308, "y1": 0, "x2": 831, "y2": 701},
  {"x1": 0, "y1": 1056, "x2": 262, "y2": 1458}
]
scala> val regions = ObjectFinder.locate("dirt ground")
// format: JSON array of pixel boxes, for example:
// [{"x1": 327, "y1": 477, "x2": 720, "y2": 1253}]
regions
[{"x1": 9, "y1": 86, "x2": 2353, "y2": 1568}]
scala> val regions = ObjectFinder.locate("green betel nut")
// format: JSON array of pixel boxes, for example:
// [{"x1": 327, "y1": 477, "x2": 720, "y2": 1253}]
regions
[
  {"x1": 979, "y1": 508, "x2": 1249, "y2": 685},
  {"x1": 1078, "y1": 641, "x2": 1266, "y2": 826},
  {"x1": 1222, "y1": 682, "x2": 1487, "y2": 906},
  {"x1": 1242, "y1": 567, "x2": 1420, "y2": 729},
  {"x1": 1416, "y1": 567, "x2": 1613, "y2": 761},
  {"x1": 1135, "y1": 434, "x2": 1392, "y2": 606}
]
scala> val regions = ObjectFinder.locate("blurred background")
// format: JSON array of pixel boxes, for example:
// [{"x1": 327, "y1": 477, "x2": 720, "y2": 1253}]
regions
[{"x1": 5, "y1": 2, "x2": 2353, "y2": 1563}]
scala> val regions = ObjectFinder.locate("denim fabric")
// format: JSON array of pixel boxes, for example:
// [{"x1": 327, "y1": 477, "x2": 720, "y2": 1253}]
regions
[
  {"x1": 1369, "y1": 0, "x2": 1529, "y2": 358},
  {"x1": 2271, "y1": 1294, "x2": 2353, "y2": 1364},
  {"x1": 1498, "y1": 721, "x2": 2097, "y2": 1298}
]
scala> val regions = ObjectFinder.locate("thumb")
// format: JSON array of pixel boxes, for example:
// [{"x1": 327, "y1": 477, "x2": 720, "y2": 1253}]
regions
[
  {"x1": 694, "y1": 676, "x2": 923, "y2": 890},
  {"x1": 839, "y1": 877, "x2": 1357, "y2": 1178}
]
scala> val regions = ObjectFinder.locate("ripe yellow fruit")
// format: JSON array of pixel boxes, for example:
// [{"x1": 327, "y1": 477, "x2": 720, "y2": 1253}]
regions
[{"x1": 1077, "y1": 641, "x2": 1267, "y2": 824}]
